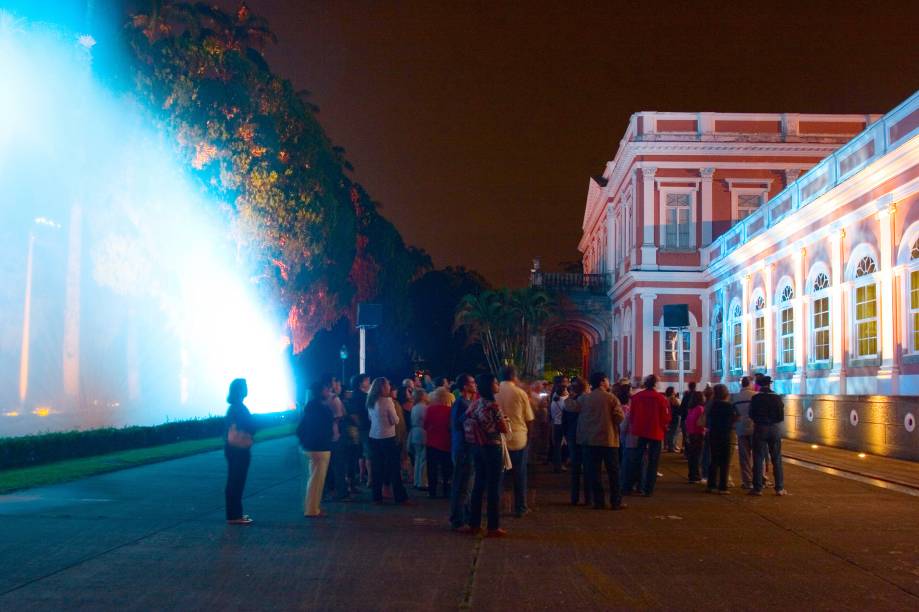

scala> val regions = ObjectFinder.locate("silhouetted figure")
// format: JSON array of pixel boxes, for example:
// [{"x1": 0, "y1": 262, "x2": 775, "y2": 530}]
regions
[{"x1": 225, "y1": 378, "x2": 257, "y2": 525}]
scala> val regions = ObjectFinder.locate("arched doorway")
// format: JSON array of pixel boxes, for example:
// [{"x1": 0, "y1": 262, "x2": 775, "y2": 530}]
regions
[{"x1": 541, "y1": 315, "x2": 609, "y2": 379}]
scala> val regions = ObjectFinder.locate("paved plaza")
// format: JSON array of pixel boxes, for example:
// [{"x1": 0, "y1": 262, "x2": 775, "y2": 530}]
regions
[{"x1": 1, "y1": 437, "x2": 918, "y2": 611}]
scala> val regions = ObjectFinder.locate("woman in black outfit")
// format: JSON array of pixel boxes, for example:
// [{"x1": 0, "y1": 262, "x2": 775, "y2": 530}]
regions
[
  {"x1": 225, "y1": 378, "x2": 257, "y2": 525},
  {"x1": 706, "y1": 384, "x2": 738, "y2": 493}
]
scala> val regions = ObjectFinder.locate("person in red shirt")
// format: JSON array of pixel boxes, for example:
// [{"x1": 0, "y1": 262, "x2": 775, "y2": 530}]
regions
[
  {"x1": 624, "y1": 375, "x2": 671, "y2": 496},
  {"x1": 423, "y1": 387, "x2": 455, "y2": 498}
]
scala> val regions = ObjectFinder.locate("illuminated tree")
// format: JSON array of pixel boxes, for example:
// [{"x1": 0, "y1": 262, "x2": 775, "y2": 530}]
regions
[{"x1": 124, "y1": 1, "x2": 430, "y2": 354}]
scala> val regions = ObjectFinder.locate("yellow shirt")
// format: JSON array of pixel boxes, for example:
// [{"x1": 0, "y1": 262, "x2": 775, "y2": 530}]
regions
[{"x1": 497, "y1": 381, "x2": 534, "y2": 451}]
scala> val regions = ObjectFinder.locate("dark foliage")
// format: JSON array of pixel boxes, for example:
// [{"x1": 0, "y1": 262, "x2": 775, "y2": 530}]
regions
[{"x1": 0, "y1": 410, "x2": 294, "y2": 470}]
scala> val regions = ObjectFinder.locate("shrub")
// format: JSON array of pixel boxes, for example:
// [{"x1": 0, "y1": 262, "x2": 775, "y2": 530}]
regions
[{"x1": 0, "y1": 411, "x2": 295, "y2": 470}]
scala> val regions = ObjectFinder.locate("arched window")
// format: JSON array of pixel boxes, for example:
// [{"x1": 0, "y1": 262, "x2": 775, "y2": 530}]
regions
[
  {"x1": 712, "y1": 306, "x2": 724, "y2": 372},
  {"x1": 852, "y1": 254, "x2": 878, "y2": 357},
  {"x1": 811, "y1": 271, "x2": 831, "y2": 363},
  {"x1": 910, "y1": 238, "x2": 919, "y2": 353},
  {"x1": 777, "y1": 284, "x2": 794, "y2": 366},
  {"x1": 752, "y1": 293, "x2": 766, "y2": 369},
  {"x1": 731, "y1": 303, "x2": 743, "y2": 371}
]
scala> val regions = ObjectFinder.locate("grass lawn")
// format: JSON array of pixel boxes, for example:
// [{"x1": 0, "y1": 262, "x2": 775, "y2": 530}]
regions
[{"x1": 0, "y1": 424, "x2": 295, "y2": 494}]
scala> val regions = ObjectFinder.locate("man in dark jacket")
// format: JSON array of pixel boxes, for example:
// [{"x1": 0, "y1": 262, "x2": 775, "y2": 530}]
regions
[
  {"x1": 748, "y1": 376, "x2": 786, "y2": 496},
  {"x1": 449, "y1": 374, "x2": 478, "y2": 531}
]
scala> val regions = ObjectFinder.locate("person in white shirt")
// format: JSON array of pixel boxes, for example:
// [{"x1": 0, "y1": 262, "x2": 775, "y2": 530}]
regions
[
  {"x1": 549, "y1": 377, "x2": 569, "y2": 473},
  {"x1": 409, "y1": 388, "x2": 429, "y2": 489},
  {"x1": 496, "y1": 365, "x2": 535, "y2": 517},
  {"x1": 367, "y1": 378, "x2": 409, "y2": 505}
]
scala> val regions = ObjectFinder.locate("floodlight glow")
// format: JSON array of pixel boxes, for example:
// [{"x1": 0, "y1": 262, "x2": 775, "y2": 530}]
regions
[{"x1": 0, "y1": 13, "x2": 294, "y2": 434}]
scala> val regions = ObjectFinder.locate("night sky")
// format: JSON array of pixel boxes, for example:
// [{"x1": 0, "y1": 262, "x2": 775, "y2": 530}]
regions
[{"x1": 131, "y1": 1, "x2": 919, "y2": 285}]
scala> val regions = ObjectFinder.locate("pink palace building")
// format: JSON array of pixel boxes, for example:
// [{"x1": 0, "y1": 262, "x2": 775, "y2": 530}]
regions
[{"x1": 575, "y1": 90, "x2": 919, "y2": 457}]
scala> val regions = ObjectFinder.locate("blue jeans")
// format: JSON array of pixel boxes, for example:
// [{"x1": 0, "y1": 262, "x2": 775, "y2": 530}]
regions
[
  {"x1": 620, "y1": 447, "x2": 639, "y2": 494},
  {"x1": 470, "y1": 445, "x2": 504, "y2": 531},
  {"x1": 507, "y1": 445, "x2": 529, "y2": 514},
  {"x1": 450, "y1": 444, "x2": 475, "y2": 528},
  {"x1": 634, "y1": 437, "x2": 662, "y2": 496},
  {"x1": 701, "y1": 434, "x2": 711, "y2": 477},
  {"x1": 753, "y1": 424, "x2": 784, "y2": 491}
]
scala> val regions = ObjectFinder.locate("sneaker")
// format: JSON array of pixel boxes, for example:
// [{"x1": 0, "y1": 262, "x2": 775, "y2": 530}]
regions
[
  {"x1": 657, "y1": 472, "x2": 664, "y2": 477},
  {"x1": 227, "y1": 517, "x2": 253, "y2": 525},
  {"x1": 688, "y1": 479, "x2": 702, "y2": 484},
  {"x1": 748, "y1": 489, "x2": 763, "y2": 496},
  {"x1": 741, "y1": 483, "x2": 752, "y2": 490},
  {"x1": 514, "y1": 507, "x2": 532, "y2": 518},
  {"x1": 775, "y1": 489, "x2": 788, "y2": 496},
  {"x1": 718, "y1": 490, "x2": 730, "y2": 495},
  {"x1": 452, "y1": 525, "x2": 475, "y2": 534},
  {"x1": 704, "y1": 488, "x2": 716, "y2": 494},
  {"x1": 700, "y1": 478, "x2": 708, "y2": 484},
  {"x1": 486, "y1": 528, "x2": 508, "y2": 538}
]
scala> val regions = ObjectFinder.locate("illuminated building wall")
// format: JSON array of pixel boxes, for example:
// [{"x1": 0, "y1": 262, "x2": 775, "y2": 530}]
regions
[{"x1": 581, "y1": 90, "x2": 919, "y2": 396}]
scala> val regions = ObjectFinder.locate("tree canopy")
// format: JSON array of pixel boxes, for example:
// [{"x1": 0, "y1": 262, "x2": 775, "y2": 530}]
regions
[{"x1": 124, "y1": 1, "x2": 431, "y2": 354}]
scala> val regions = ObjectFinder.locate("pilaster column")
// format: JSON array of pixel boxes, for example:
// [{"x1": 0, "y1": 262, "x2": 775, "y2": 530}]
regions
[
  {"x1": 764, "y1": 263, "x2": 775, "y2": 374},
  {"x1": 830, "y1": 230, "x2": 846, "y2": 393},
  {"x1": 630, "y1": 294, "x2": 638, "y2": 377},
  {"x1": 606, "y1": 203, "x2": 615, "y2": 275},
  {"x1": 700, "y1": 168, "x2": 715, "y2": 246},
  {"x1": 878, "y1": 204, "x2": 899, "y2": 391},
  {"x1": 701, "y1": 292, "x2": 711, "y2": 385},
  {"x1": 640, "y1": 167, "x2": 658, "y2": 269},
  {"x1": 794, "y1": 248, "x2": 807, "y2": 392},
  {"x1": 742, "y1": 274, "x2": 752, "y2": 374},
  {"x1": 640, "y1": 292, "x2": 656, "y2": 376}
]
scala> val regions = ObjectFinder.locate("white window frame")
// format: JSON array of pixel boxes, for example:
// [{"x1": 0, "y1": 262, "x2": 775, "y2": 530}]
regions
[
  {"x1": 712, "y1": 305, "x2": 724, "y2": 373},
  {"x1": 776, "y1": 282, "x2": 795, "y2": 367},
  {"x1": 658, "y1": 186, "x2": 697, "y2": 251},
  {"x1": 847, "y1": 246, "x2": 879, "y2": 360},
  {"x1": 657, "y1": 313, "x2": 697, "y2": 374},
  {"x1": 729, "y1": 301, "x2": 743, "y2": 372},
  {"x1": 751, "y1": 289, "x2": 766, "y2": 370},
  {"x1": 808, "y1": 266, "x2": 831, "y2": 364},
  {"x1": 909, "y1": 247, "x2": 919, "y2": 354},
  {"x1": 726, "y1": 179, "x2": 772, "y2": 225}
]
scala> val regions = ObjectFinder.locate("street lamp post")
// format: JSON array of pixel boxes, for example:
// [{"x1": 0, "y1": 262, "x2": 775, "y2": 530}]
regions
[{"x1": 339, "y1": 344, "x2": 348, "y2": 383}]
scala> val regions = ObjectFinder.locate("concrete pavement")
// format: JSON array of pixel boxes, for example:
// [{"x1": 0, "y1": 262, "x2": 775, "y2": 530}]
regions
[{"x1": 1, "y1": 437, "x2": 918, "y2": 610}]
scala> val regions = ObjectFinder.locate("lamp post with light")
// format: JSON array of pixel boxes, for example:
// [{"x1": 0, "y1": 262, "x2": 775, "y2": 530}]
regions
[{"x1": 339, "y1": 344, "x2": 348, "y2": 383}]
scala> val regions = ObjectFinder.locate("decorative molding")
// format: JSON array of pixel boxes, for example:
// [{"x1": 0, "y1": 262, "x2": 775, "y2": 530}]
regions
[{"x1": 700, "y1": 167, "x2": 716, "y2": 178}]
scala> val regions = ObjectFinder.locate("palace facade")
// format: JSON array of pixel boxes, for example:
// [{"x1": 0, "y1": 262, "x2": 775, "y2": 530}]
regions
[{"x1": 579, "y1": 90, "x2": 919, "y2": 396}]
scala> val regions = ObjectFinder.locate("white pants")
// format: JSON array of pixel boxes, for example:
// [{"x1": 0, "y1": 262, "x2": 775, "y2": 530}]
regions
[
  {"x1": 304, "y1": 451, "x2": 331, "y2": 516},
  {"x1": 412, "y1": 441, "x2": 428, "y2": 487}
]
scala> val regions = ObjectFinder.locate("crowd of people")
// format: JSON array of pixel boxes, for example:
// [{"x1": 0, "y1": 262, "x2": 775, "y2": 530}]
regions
[{"x1": 221, "y1": 366, "x2": 787, "y2": 533}]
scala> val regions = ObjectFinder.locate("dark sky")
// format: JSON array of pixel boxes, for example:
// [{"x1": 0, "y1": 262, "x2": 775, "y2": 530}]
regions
[{"x1": 232, "y1": 1, "x2": 917, "y2": 285}]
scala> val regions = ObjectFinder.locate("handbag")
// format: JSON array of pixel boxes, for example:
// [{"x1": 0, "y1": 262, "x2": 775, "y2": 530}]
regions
[
  {"x1": 501, "y1": 434, "x2": 513, "y2": 471},
  {"x1": 227, "y1": 423, "x2": 254, "y2": 449},
  {"x1": 695, "y1": 407, "x2": 707, "y2": 429}
]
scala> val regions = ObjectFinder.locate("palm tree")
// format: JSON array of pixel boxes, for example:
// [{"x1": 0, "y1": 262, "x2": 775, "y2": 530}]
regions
[
  {"x1": 508, "y1": 288, "x2": 553, "y2": 374},
  {"x1": 455, "y1": 288, "x2": 553, "y2": 375},
  {"x1": 454, "y1": 291, "x2": 504, "y2": 375}
]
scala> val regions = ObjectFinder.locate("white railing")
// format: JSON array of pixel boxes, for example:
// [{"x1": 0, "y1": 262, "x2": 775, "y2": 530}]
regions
[{"x1": 704, "y1": 89, "x2": 919, "y2": 265}]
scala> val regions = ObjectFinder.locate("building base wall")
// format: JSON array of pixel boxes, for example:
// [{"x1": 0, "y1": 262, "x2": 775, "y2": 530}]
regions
[{"x1": 784, "y1": 395, "x2": 919, "y2": 461}]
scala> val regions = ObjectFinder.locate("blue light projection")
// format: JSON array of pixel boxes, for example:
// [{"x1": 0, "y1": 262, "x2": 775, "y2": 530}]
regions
[{"x1": 0, "y1": 12, "x2": 294, "y2": 436}]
